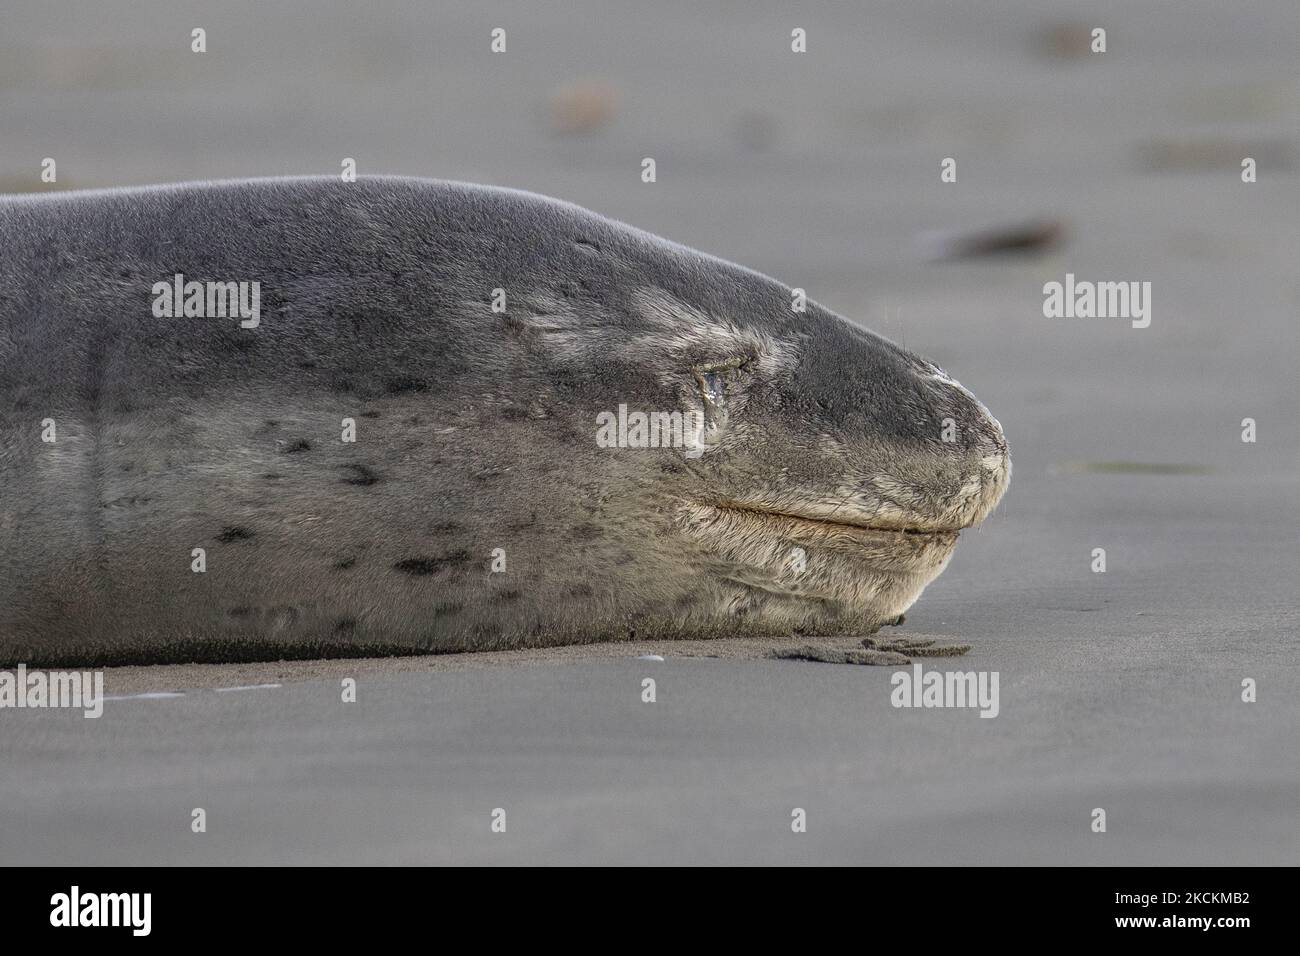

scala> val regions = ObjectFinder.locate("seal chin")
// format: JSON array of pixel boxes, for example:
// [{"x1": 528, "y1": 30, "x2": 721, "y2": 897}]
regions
[{"x1": 678, "y1": 500, "x2": 959, "y2": 626}]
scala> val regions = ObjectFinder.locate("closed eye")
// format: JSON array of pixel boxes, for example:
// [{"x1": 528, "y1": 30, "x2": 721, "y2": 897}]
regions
[
  {"x1": 700, "y1": 370, "x2": 726, "y2": 404},
  {"x1": 692, "y1": 358, "x2": 747, "y2": 434}
]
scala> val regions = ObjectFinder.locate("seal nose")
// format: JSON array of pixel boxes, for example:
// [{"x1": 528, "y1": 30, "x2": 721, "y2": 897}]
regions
[
  {"x1": 915, "y1": 359, "x2": 1011, "y2": 524},
  {"x1": 978, "y1": 406, "x2": 1009, "y2": 461},
  {"x1": 966, "y1": 404, "x2": 1010, "y2": 525},
  {"x1": 916, "y1": 360, "x2": 1004, "y2": 450},
  {"x1": 976, "y1": 413, "x2": 1011, "y2": 501}
]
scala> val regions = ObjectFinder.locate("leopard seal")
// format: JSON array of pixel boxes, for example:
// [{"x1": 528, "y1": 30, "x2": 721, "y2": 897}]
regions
[{"x1": 0, "y1": 176, "x2": 1009, "y2": 666}]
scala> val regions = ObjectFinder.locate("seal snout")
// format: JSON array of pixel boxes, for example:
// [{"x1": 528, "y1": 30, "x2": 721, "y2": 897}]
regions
[{"x1": 919, "y1": 364, "x2": 1011, "y2": 529}]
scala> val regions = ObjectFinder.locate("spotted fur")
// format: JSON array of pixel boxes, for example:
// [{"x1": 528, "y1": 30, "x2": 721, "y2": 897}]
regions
[{"x1": 0, "y1": 177, "x2": 1008, "y2": 666}]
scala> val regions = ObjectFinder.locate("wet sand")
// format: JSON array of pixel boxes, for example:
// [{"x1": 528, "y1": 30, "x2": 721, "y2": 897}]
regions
[{"x1": 92, "y1": 634, "x2": 912, "y2": 695}]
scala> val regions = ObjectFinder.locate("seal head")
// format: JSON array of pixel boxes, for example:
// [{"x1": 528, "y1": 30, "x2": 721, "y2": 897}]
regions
[{"x1": 531, "y1": 281, "x2": 1010, "y2": 640}]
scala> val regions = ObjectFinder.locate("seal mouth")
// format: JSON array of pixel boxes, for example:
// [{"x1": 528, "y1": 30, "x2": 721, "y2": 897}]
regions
[
  {"x1": 679, "y1": 499, "x2": 962, "y2": 620},
  {"x1": 712, "y1": 500, "x2": 962, "y2": 541}
]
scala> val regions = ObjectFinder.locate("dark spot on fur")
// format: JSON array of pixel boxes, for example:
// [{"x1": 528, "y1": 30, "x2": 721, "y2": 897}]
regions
[
  {"x1": 359, "y1": 410, "x2": 380, "y2": 418},
  {"x1": 574, "y1": 238, "x2": 600, "y2": 252},
  {"x1": 386, "y1": 376, "x2": 430, "y2": 395},
  {"x1": 507, "y1": 513, "x2": 538, "y2": 531},
  {"x1": 392, "y1": 550, "x2": 470, "y2": 576},
  {"x1": 341, "y1": 463, "x2": 380, "y2": 486},
  {"x1": 473, "y1": 469, "x2": 502, "y2": 481},
  {"x1": 298, "y1": 359, "x2": 317, "y2": 369},
  {"x1": 659, "y1": 460, "x2": 685, "y2": 475},
  {"x1": 502, "y1": 406, "x2": 529, "y2": 421},
  {"x1": 675, "y1": 593, "x2": 698, "y2": 609},
  {"x1": 262, "y1": 473, "x2": 282, "y2": 480},
  {"x1": 569, "y1": 584, "x2": 593, "y2": 598},
  {"x1": 613, "y1": 551, "x2": 635, "y2": 566},
  {"x1": 547, "y1": 365, "x2": 592, "y2": 394},
  {"x1": 570, "y1": 523, "x2": 602, "y2": 541},
  {"x1": 284, "y1": 439, "x2": 312, "y2": 454},
  {"x1": 216, "y1": 526, "x2": 255, "y2": 543},
  {"x1": 430, "y1": 522, "x2": 462, "y2": 534},
  {"x1": 433, "y1": 602, "x2": 463, "y2": 617},
  {"x1": 333, "y1": 617, "x2": 358, "y2": 636},
  {"x1": 333, "y1": 557, "x2": 357, "y2": 570},
  {"x1": 496, "y1": 590, "x2": 521, "y2": 602},
  {"x1": 228, "y1": 606, "x2": 252, "y2": 618}
]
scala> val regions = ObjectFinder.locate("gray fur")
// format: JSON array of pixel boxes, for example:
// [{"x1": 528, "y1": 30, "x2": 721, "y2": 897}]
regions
[{"x1": 0, "y1": 176, "x2": 1008, "y2": 666}]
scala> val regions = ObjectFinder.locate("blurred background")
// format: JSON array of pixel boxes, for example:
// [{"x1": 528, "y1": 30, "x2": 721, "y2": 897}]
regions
[{"x1": 2, "y1": 1, "x2": 1298, "y2": 864}]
